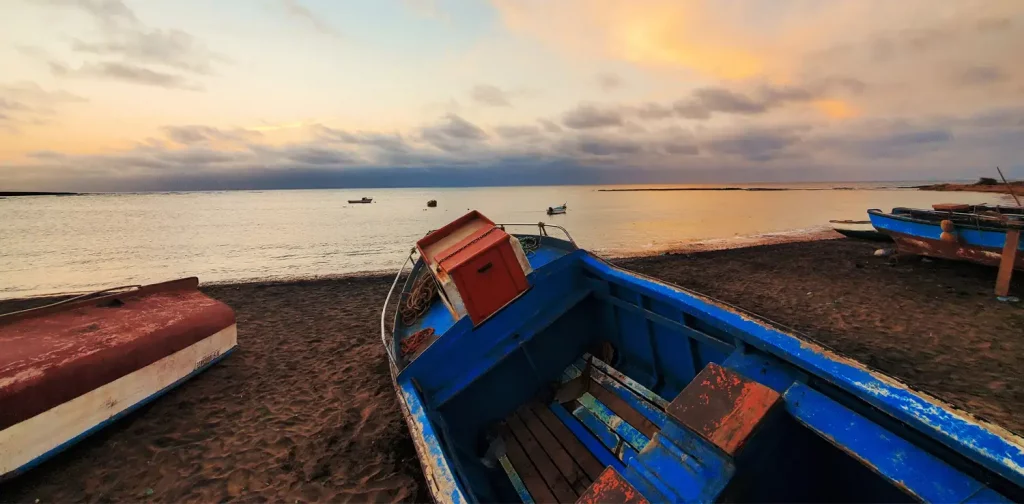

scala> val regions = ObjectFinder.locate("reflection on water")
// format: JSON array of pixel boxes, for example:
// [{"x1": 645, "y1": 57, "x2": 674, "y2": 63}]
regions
[{"x1": 0, "y1": 183, "x2": 1012, "y2": 299}]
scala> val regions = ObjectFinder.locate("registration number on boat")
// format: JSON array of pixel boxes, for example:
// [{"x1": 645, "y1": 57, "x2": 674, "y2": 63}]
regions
[{"x1": 194, "y1": 350, "x2": 221, "y2": 370}]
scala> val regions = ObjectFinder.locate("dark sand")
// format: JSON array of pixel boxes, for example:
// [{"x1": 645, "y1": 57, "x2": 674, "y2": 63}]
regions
[{"x1": 2, "y1": 237, "x2": 1022, "y2": 502}]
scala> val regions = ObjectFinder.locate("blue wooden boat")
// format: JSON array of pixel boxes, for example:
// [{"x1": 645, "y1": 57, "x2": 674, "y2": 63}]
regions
[
  {"x1": 869, "y1": 207, "x2": 1024, "y2": 271},
  {"x1": 383, "y1": 211, "x2": 1024, "y2": 503}
]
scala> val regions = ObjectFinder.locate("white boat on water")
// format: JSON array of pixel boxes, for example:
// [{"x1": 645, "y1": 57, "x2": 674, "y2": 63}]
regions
[{"x1": 546, "y1": 203, "x2": 567, "y2": 215}]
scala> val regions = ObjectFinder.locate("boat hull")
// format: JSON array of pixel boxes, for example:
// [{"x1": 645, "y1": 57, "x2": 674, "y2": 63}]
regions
[
  {"x1": 0, "y1": 278, "x2": 238, "y2": 480},
  {"x1": 887, "y1": 230, "x2": 1024, "y2": 270},
  {"x1": 869, "y1": 210, "x2": 1024, "y2": 270},
  {"x1": 0, "y1": 325, "x2": 236, "y2": 480}
]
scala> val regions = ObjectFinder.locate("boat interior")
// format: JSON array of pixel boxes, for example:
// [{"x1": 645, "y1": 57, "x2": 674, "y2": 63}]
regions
[{"x1": 388, "y1": 227, "x2": 1021, "y2": 503}]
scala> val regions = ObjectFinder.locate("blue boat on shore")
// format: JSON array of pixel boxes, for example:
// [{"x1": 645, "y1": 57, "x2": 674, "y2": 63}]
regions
[
  {"x1": 868, "y1": 206, "x2": 1023, "y2": 271},
  {"x1": 383, "y1": 211, "x2": 1023, "y2": 503}
]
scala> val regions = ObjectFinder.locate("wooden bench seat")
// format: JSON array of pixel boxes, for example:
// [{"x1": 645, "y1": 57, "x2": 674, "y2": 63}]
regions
[{"x1": 497, "y1": 356, "x2": 668, "y2": 503}]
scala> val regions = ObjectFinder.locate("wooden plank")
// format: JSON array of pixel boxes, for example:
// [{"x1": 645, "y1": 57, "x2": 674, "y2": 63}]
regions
[
  {"x1": 587, "y1": 379, "x2": 659, "y2": 438},
  {"x1": 577, "y1": 393, "x2": 649, "y2": 453},
  {"x1": 996, "y1": 228, "x2": 1020, "y2": 297},
  {"x1": 499, "y1": 454, "x2": 536, "y2": 504},
  {"x1": 508, "y1": 414, "x2": 578, "y2": 502},
  {"x1": 503, "y1": 431, "x2": 557, "y2": 504},
  {"x1": 531, "y1": 403, "x2": 607, "y2": 481},
  {"x1": 588, "y1": 366, "x2": 670, "y2": 428},
  {"x1": 548, "y1": 402, "x2": 625, "y2": 473},
  {"x1": 518, "y1": 407, "x2": 591, "y2": 495},
  {"x1": 587, "y1": 355, "x2": 670, "y2": 409}
]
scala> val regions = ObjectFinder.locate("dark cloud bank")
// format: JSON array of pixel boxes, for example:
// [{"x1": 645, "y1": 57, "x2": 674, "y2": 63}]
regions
[{"x1": 10, "y1": 102, "x2": 1024, "y2": 192}]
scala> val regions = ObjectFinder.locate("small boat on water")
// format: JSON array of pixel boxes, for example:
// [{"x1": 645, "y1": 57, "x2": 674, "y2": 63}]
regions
[
  {"x1": 547, "y1": 203, "x2": 567, "y2": 215},
  {"x1": 869, "y1": 206, "x2": 1024, "y2": 271},
  {"x1": 383, "y1": 210, "x2": 1023, "y2": 503},
  {"x1": 348, "y1": 197, "x2": 373, "y2": 204},
  {"x1": 828, "y1": 219, "x2": 892, "y2": 242},
  {"x1": 0, "y1": 278, "x2": 237, "y2": 481},
  {"x1": 428, "y1": 200, "x2": 438, "y2": 208}
]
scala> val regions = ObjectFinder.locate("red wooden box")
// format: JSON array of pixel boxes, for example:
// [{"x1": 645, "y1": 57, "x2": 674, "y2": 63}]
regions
[{"x1": 417, "y1": 211, "x2": 530, "y2": 325}]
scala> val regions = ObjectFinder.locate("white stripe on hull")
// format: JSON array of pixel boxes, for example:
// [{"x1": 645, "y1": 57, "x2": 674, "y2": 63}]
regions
[{"x1": 0, "y1": 323, "x2": 237, "y2": 477}]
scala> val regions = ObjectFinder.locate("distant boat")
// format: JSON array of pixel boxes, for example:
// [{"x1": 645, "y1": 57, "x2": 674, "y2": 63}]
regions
[
  {"x1": 427, "y1": 200, "x2": 438, "y2": 208},
  {"x1": 546, "y1": 203, "x2": 567, "y2": 215},
  {"x1": 828, "y1": 220, "x2": 891, "y2": 242},
  {"x1": 348, "y1": 197, "x2": 373, "y2": 204}
]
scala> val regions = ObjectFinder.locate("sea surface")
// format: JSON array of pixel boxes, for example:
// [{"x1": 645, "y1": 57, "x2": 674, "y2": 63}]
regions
[{"x1": 0, "y1": 183, "x2": 1015, "y2": 299}]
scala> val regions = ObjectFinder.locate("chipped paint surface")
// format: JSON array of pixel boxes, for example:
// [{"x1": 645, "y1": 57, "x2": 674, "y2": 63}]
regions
[
  {"x1": 587, "y1": 355, "x2": 670, "y2": 410},
  {"x1": 498, "y1": 454, "x2": 534, "y2": 504},
  {"x1": 784, "y1": 383, "x2": 1008, "y2": 502},
  {"x1": 580, "y1": 254, "x2": 1024, "y2": 487},
  {"x1": 869, "y1": 211, "x2": 1024, "y2": 270},
  {"x1": 0, "y1": 281, "x2": 235, "y2": 432},
  {"x1": 889, "y1": 232, "x2": 1024, "y2": 270},
  {"x1": 666, "y1": 363, "x2": 780, "y2": 455},
  {"x1": 394, "y1": 375, "x2": 467, "y2": 504},
  {"x1": 576, "y1": 467, "x2": 649, "y2": 504}
]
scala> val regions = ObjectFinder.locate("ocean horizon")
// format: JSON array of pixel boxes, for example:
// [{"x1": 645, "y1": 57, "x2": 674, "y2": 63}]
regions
[{"x1": 1, "y1": 183, "x2": 1014, "y2": 299}]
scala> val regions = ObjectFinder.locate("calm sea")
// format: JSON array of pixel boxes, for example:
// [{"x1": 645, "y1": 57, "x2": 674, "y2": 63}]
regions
[{"x1": 0, "y1": 183, "x2": 1014, "y2": 299}]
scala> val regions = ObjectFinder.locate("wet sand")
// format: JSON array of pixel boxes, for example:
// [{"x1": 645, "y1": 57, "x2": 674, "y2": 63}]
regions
[{"x1": 2, "y1": 237, "x2": 1022, "y2": 502}]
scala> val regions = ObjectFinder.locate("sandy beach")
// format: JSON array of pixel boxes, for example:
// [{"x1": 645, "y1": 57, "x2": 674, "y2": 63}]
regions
[{"x1": 1, "y1": 236, "x2": 1021, "y2": 502}]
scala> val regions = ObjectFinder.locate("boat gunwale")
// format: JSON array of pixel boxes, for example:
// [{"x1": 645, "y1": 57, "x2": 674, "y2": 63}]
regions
[{"x1": 869, "y1": 208, "x2": 1024, "y2": 233}]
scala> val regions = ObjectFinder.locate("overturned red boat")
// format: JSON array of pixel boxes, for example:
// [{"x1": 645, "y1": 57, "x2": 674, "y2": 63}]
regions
[{"x1": 0, "y1": 277, "x2": 237, "y2": 481}]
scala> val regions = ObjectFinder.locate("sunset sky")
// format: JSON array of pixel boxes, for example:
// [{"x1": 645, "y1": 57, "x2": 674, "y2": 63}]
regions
[{"x1": 2, "y1": 0, "x2": 1023, "y2": 190}]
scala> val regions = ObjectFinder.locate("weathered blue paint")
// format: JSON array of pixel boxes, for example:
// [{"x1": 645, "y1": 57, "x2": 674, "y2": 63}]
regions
[
  {"x1": 428, "y1": 286, "x2": 592, "y2": 407},
  {"x1": 498, "y1": 454, "x2": 534, "y2": 504},
  {"x1": 623, "y1": 422, "x2": 736, "y2": 502},
  {"x1": 785, "y1": 383, "x2": 1009, "y2": 503},
  {"x1": 400, "y1": 250, "x2": 586, "y2": 403},
  {"x1": 571, "y1": 402, "x2": 636, "y2": 462},
  {"x1": 588, "y1": 355, "x2": 670, "y2": 410},
  {"x1": 396, "y1": 379, "x2": 468, "y2": 504},
  {"x1": 578, "y1": 393, "x2": 650, "y2": 452},
  {"x1": 722, "y1": 347, "x2": 808, "y2": 394},
  {"x1": 549, "y1": 402, "x2": 626, "y2": 473},
  {"x1": 588, "y1": 363, "x2": 670, "y2": 429},
  {"x1": 386, "y1": 231, "x2": 1023, "y2": 503},
  {"x1": 869, "y1": 210, "x2": 1023, "y2": 251}
]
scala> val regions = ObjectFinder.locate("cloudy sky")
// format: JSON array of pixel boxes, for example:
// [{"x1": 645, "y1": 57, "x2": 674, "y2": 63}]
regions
[{"x1": 2, "y1": 0, "x2": 1023, "y2": 191}]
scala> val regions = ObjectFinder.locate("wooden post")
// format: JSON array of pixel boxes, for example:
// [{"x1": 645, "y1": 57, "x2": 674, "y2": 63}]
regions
[{"x1": 996, "y1": 228, "x2": 1021, "y2": 297}]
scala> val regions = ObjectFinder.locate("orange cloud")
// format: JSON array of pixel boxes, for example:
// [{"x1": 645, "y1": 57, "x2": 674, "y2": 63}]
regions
[
  {"x1": 814, "y1": 99, "x2": 859, "y2": 119},
  {"x1": 490, "y1": 0, "x2": 780, "y2": 80}
]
